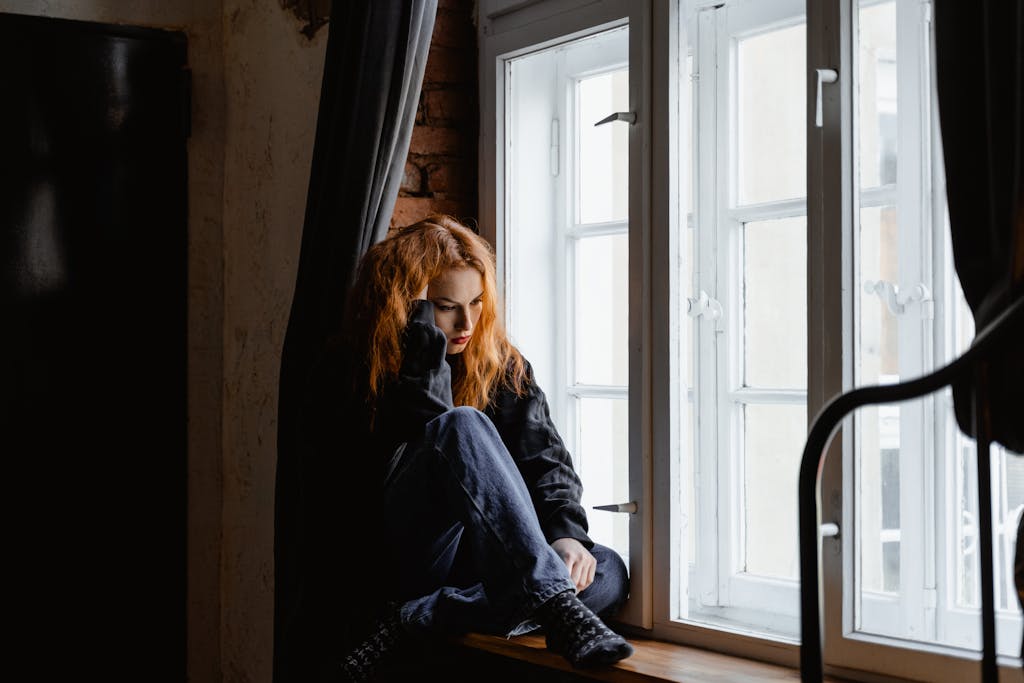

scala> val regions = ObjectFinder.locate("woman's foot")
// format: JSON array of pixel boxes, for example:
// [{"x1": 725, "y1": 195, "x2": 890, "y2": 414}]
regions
[
  {"x1": 537, "y1": 589, "x2": 634, "y2": 668},
  {"x1": 339, "y1": 606, "x2": 409, "y2": 682}
]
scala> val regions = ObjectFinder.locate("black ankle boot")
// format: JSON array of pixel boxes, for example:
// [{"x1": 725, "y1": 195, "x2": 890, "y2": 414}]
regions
[
  {"x1": 537, "y1": 589, "x2": 634, "y2": 668},
  {"x1": 339, "y1": 607, "x2": 409, "y2": 682}
]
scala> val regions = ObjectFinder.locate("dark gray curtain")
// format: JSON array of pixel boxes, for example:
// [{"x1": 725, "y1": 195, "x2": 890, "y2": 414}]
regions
[
  {"x1": 934, "y1": 0, "x2": 1024, "y2": 636},
  {"x1": 274, "y1": 2, "x2": 436, "y2": 681},
  {"x1": 934, "y1": 0, "x2": 1024, "y2": 455}
]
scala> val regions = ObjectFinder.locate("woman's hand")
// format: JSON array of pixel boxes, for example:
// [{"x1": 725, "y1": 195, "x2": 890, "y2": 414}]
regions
[
  {"x1": 416, "y1": 284, "x2": 428, "y2": 301},
  {"x1": 551, "y1": 537, "x2": 596, "y2": 593}
]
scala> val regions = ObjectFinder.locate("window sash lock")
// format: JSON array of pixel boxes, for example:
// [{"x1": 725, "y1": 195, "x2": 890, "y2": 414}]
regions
[
  {"x1": 593, "y1": 501, "x2": 638, "y2": 514},
  {"x1": 594, "y1": 111, "x2": 637, "y2": 126}
]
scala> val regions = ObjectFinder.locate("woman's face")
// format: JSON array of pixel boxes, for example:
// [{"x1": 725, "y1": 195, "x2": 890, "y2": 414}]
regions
[{"x1": 427, "y1": 266, "x2": 484, "y2": 355}]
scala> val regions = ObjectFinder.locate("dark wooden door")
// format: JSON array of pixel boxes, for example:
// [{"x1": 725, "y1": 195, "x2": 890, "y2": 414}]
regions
[{"x1": 0, "y1": 12, "x2": 188, "y2": 679}]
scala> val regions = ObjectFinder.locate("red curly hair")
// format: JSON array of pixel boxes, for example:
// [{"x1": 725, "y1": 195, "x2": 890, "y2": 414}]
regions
[{"x1": 344, "y1": 215, "x2": 527, "y2": 414}]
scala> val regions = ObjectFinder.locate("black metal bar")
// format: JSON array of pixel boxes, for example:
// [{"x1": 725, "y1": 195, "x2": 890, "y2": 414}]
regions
[
  {"x1": 974, "y1": 366, "x2": 998, "y2": 681},
  {"x1": 799, "y1": 296, "x2": 1023, "y2": 681}
]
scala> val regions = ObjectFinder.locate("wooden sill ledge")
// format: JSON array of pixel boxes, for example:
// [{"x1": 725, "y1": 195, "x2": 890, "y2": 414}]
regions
[{"x1": 453, "y1": 632, "x2": 845, "y2": 683}]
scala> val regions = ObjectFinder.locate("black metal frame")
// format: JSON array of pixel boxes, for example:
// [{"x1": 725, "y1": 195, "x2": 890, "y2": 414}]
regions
[{"x1": 798, "y1": 295, "x2": 1024, "y2": 681}]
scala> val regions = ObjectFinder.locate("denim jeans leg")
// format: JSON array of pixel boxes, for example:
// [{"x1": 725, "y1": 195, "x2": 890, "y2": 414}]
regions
[
  {"x1": 382, "y1": 406, "x2": 575, "y2": 634},
  {"x1": 577, "y1": 543, "x2": 630, "y2": 619}
]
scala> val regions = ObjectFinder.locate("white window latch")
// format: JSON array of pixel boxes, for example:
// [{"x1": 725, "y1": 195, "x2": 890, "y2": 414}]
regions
[
  {"x1": 863, "y1": 280, "x2": 934, "y2": 318},
  {"x1": 593, "y1": 502, "x2": 638, "y2": 514},
  {"x1": 686, "y1": 290, "x2": 723, "y2": 320},
  {"x1": 815, "y1": 68, "x2": 838, "y2": 127},
  {"x1": 594, "y1": 111, "x2": 637, "y2": 126}
]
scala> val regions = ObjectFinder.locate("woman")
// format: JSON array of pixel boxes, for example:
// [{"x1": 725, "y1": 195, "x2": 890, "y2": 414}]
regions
[{"x1": 334, "y1": 215, "x2": 632, "y2": 681}]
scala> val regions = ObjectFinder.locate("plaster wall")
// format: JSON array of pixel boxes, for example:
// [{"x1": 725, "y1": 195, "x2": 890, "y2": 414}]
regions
[
  {"x1": 219, "y1": 3, "x2": 325, "y2": 681},
  {"x1": 0, "y1": 1, "x2": 479, "y2": 680}
]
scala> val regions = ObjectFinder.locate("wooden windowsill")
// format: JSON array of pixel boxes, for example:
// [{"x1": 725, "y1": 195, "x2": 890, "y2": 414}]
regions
[{"x1": 453, "y1": 632, "x2": 847, "y2": 682}]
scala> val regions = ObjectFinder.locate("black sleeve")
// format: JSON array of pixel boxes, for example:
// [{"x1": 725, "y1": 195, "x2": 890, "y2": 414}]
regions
[
  {"x1": 486, "y1": 360, "x2": 593, "y2": 549},
  {"x1": 375, "y1": 300, "x2": 453, "y2": 444}
]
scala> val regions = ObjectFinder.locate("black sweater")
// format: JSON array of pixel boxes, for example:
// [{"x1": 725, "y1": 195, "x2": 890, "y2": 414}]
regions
[{"x1": 375, "y1": 299, "x2": 593, "y2": 548}]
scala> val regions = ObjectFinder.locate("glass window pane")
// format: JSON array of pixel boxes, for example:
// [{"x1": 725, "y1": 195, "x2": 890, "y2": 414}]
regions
[
  {"x1": 858, "y1": 1, "x2": 898, "y2": 188},
  {"x1": 854, "y1": 201, "x2": 907, "y2": 638},
  {"x1": 744, "y1": 403, "x2": 806, "y2": 579},
  {"x1": 956, "y1": 438, "x2": 1024, "y2": 616},
  {"x1": 858, "y1": 205, "x2": 900, "y2": 385},
  {"x1": 577, "y1": 397, "x2": 629, "y2": 559},
  {"x1": 743, "y1": 217, "x2": 807, "y2": 389},
  {"x1": 737, "y1": 23, "x2": 806, "y2": 205},
  {"x1": 575, "y1": 233, "x2": 628, "y2": 385},
  {"x1": 857, "y1": 416, "x2": 902, "y2": 597},
  {"x1": 578, "y1": 70, "x2": 628, "y2": 224}
]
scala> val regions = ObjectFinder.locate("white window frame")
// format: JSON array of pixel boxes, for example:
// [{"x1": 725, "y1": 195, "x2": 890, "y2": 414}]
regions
[
  {"x1": 851, "y1": 0, "x2": 934, "y2": 642},
  {"x1": 817, "y1": 0, "x2": 1024, "y2": 679},
  {"x1": 479, "y1": 0, "x2": 653, "y2": 629},
  {"x1": 672, "y1": 0, "x2": 811, "y2": 639},
  {"x1": 481, "y1": 0, "x2": 1024, "y2": 678}
]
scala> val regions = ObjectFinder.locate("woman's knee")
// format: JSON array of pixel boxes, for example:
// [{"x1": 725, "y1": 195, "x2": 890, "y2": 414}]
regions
[
  {"x1": 425, "y1": 406, "x2": 500, "y2": 444},
  {"x1": 594, "y1": 545, "x2": 628, "y2": 586},
  {"x1": 580, "y1": 544, "x2": 630, "y2": 617}
]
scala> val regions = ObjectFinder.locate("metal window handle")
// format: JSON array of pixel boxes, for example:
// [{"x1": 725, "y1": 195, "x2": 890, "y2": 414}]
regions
[
  {"x1": 686, "y1": 290, "x2": 723, "y2": 320},
  {"x1": 863, "y1": 280, "x2": 934, "y2": 317},
  {"x1": 815, "y1": 68, "x2": 838, "y2": 127},
  {"x1": 593, "y1": 502, "x2": 638, "y2": 514},
  {"x1": 594, "y1": 111, "x2": 637, "y2": 126}
]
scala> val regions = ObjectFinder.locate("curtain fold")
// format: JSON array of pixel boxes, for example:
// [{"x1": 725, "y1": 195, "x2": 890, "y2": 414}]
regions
[
  {"x1": 274, "y1": 2, "x2": 437, "y2": 681},
  {"x1": 934, "y1": 0, "x2": 1024, "y2": 455}
]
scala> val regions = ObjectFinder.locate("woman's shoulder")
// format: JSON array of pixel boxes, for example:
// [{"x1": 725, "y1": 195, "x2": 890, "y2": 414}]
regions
[{"x1": 486, "y1": 352, "x2": 537, "y2": 410}]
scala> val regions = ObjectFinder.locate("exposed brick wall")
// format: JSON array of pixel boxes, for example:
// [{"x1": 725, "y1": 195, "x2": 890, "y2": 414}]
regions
[{"x1": 390, "y1": 0, "x2": 478, "y2": 230}]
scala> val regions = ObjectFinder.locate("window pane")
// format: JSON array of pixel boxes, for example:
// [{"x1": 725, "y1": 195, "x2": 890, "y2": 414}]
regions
[
  {"x1": 744, "y1": 403, "x2": 806, "y2": 579},
  {"x1": 737, "y1": 23, "x2": 806, "y2": 205},
  {"x1": 855, "y1": 203, "x2": 901, "y2": 600},
  {"x1": 506, "y1": 44, "x2": 563, "y2": 396},
  {"x1": 858, "y1": 1, "x2": 897, "y2": 188},
  {"x1": 858, "y1": 420, "x2": 902, "y2": 596},
  {"x1": 855, "y1": 202, "x2": 904, "y2": 615},
  {"x1": 956, "y1": 439, "x2": 1024, "y2": 614},
  {"x1": 577, "y1": 397, "x2": 629, "y2": 559},
  {"x1": 578, "y1": 70, "x2": 628, "y2": 224},
  {"x1": 857, "y1": 205, "x2": 901, "y2": 385},
  {"x1": 743, "y1": 217, "x2": 807, "y2": 389},
  {"x1": 575, "y1": 233, "x2": 628, "y2": 385}
]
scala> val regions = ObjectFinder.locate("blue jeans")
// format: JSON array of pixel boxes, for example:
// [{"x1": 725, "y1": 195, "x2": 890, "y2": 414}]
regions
[{"x1": 381, "y1": 406, "x2": 630, "y2": 636}]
